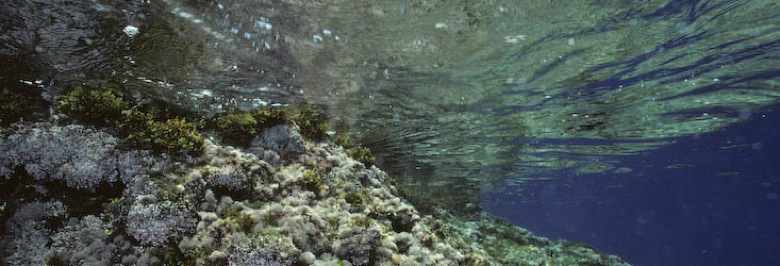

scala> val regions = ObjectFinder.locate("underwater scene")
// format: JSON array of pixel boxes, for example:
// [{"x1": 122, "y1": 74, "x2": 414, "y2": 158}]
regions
[{"x1": 1, "y1": 0, "x2": 778, "y2": 265}]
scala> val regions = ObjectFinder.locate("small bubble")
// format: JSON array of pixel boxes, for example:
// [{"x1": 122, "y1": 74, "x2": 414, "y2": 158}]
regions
[{"x1": 122, "y1": 25, "x2": 140, "y2": 37}]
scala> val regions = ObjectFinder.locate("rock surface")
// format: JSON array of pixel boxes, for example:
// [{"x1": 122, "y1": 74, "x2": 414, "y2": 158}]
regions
[{"x1": 0, "y1": 122, "x2": 628, "y2": 265}]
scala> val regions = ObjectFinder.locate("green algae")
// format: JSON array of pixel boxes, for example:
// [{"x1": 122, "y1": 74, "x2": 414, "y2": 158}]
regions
[
  {"x1": 346, "y1": 146, "x2": 376, "y2": 167},
  {"x1": 339, "y1": 191, "x2": 366, "y2": 211},
  {"x1": 56, "y1": 86, "x2": 128, "y2": 128},
  {"x1": 211, "y1": 103, "x2": 335, "y2": 147},
  {"x1": 292, "y1": 103, "x2": 329, "y2": 141},
  {"x1": 56, "y1": 85, "x2": 205, "y2": 156},
  {"x1": 332, "y1": 133, "x2": 352, "y2": 147},
  {"x1": 332, "y1": 133, "x2": 377, "y2": 166},
  {"x1": 301, "y1": 169, "x2": 322, "y2": 192},
  {"x1": 214, "y1": 112, "x2": 259, "y2": 147},
  {"x1": 123, "y1": 117, "x2": 205, "y2": 156},
  {"x1": 213, "y1": 107, "x2": 292, "y2": 147},
  {"x1": 220, "y1": 207, "x2": 256, "y2": 233}
]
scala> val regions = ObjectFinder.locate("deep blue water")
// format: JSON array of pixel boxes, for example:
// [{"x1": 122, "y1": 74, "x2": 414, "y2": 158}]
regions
[{"x1": 483, "y1": 106, "x2": 780, "y2": 266}]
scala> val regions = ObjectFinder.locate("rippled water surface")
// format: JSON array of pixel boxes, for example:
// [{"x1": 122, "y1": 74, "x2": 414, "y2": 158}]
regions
[
  {"x1": 295, "y1": 0, "x2": 780, "y2": 215},
  {"x1": 3, "y1": 0, "x2": 779, "y2": 265}
]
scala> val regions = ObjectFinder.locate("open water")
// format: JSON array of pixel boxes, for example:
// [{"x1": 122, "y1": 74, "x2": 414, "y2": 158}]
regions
[{"x1": 2, "y1": 0, "x2": 779, "y2": 265}]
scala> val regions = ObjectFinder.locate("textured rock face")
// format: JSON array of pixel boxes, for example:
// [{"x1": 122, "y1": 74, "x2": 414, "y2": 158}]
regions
[
  {"x1": 0, "y1": 124, "x2": 153, "y2": 191},
  {"x1": 0, "y1": 122, "x2": 628, "y2": 265}
]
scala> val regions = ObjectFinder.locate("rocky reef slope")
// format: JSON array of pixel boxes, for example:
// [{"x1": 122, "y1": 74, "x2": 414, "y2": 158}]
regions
[{"x1": 0, "y1": 120, "x2": 628, "y2": 265}]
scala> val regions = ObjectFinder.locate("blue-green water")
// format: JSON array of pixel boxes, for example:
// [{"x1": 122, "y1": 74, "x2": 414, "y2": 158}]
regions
[{"x1": 2, "y1": 0, "x2": 779, "y2": 265}]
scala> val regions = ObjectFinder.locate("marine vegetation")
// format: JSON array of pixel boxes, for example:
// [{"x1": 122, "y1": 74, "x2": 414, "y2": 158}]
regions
[
  {"x1": 213, "y1": 108, "x2": 291, "y2": 147},
  {"x1": 332, "y1": 133, "x2": 376, "y2": 167},
  {"x1": 212, "y1": 102, "x2": 336, "y2": 148},
  {"x1": 301, "y1": 169, "x2": 323, "y2": 192},
  {"x1": 346, "y1": 146, "x2": 376, "y2": 167},
  {"x1": 121, "y1": 115, "x2": 205, "y2": 156},
  {"x1": 56, "y1": 84, "x2": 343, "y2": 156},
  {"x1": 56, "y1": 85, "x2": 204, "y2": 156},
  {"x1": 56, "y1": 86, "x2": 129, "y2": 128},
  {"x1": 292, "y1": 103, "x2": 329, "y2": 141}
]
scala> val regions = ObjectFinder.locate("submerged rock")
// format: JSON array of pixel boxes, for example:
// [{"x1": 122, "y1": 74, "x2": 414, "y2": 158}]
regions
[{"x1": 0, "y1": 122, "x2": 628, "y2": 265}]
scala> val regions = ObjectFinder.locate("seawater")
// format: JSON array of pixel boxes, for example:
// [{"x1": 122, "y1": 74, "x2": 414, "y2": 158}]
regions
[{"x1": 3, "y1": 0, "x2": 778, "y2": 265}]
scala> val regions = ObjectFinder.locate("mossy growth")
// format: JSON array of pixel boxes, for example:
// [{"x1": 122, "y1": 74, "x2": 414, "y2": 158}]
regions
[
  {"x1": 248, "y1": 201, "x2": 266, "y2": 209},
  {"x1": 351, "y1": 215, "x2": 373, "y2": 229},
  {"x1": 332, "y1": 133, "x2": 352, "y2": 147},
  {"x1": 346, "y1": 146, "x2": 376, "y2": 167},
  {"x1": 215, "y1": 112, "x2": 258, "y2": 147},
  {"x1": 339, "y1": 191, "x2": 366, "y2": 211},
  {"x1": 56, "y1": 85, "x2": 205, "y2": 156},
  {"x1": 220, "y1": 207, "x2": 256, "y2": 232},
  {"x1": 253, "y1": 107, "x2": 292, "y2": 125},
  {"x1": 213, "y1": 107, "x2": 292, "y2": 147},
  {"x1": 331, "y1": 132, "x2": 376, "y2": 166},
  {"x1": 301, "y1": 169, "x2": 322, "y2": 192},
  {"x1": 116, "y1": 108, "x2": 155, "y2": 137},
  {"x1": 292, "y1": 103, "x2": 329, "y2": 140},
  {"x1": 122, "y1": 116, "x2": 205, "y2": 156},
  {"x1": 56, "y1": 86, "x2": 128, "y2": 128},
  {"x1": 213, "y1": 103, "x2": 330, "y2": 146}
]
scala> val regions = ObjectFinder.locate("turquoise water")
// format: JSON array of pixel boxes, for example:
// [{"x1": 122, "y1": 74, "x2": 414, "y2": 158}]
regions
[{"x1": 2, "y1": 0, "x2": 779, "y2": 264}]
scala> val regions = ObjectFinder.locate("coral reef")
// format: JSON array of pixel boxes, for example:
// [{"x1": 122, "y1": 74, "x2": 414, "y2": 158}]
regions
[{"x1": 0, "y1": 121, "x2": 629, "y2": 265}]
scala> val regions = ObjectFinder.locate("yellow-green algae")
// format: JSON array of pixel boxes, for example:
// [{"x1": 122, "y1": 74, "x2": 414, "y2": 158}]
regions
[
  {"x1": 213, "y1": 107, "x2": 291, "y2": 147},
  {"x1": 56, "y1": 86, "x2": 205, "y2": 156},
  {"x1": 54, "y1": 85, "x2": 347, "y2": 156}
]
